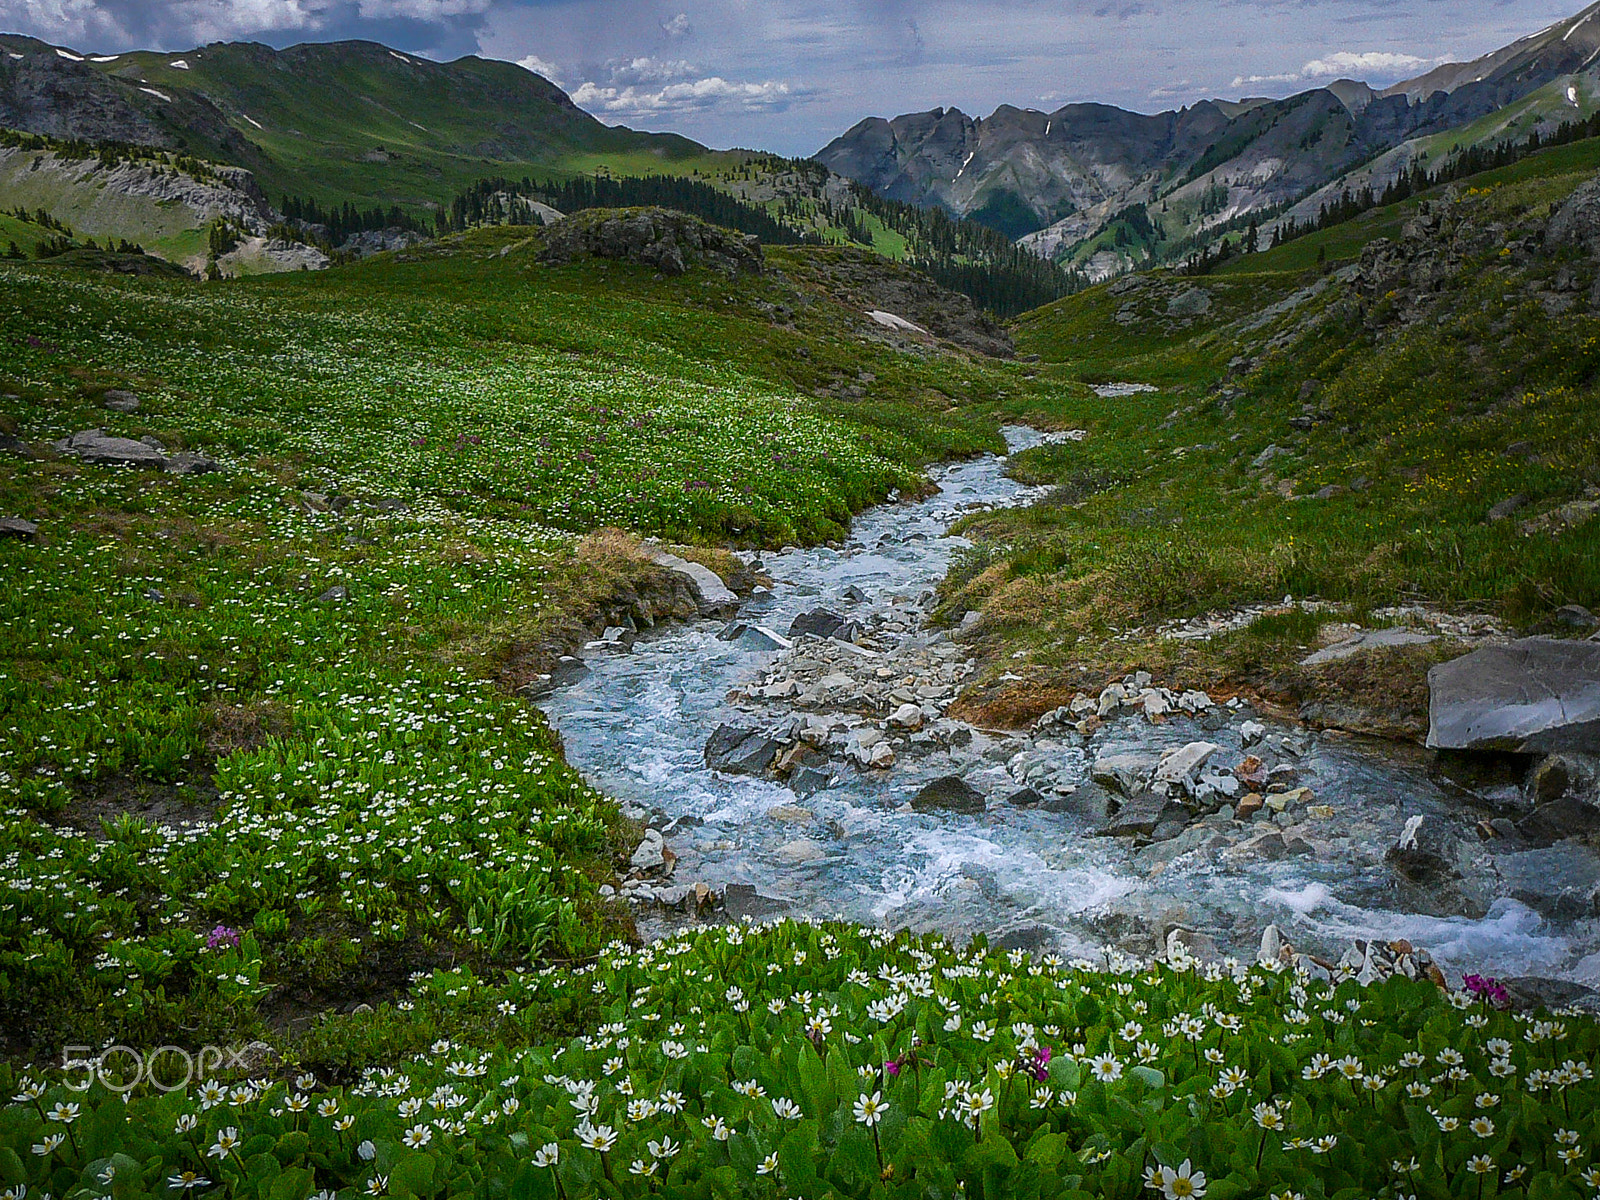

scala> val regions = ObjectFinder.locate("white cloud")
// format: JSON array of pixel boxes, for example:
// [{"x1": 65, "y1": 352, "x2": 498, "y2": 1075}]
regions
[
  {"x1": 567, "y1": 52, "x2": 805, "y2": 119},
  {"x1": 1232, "y1": 48, "x2": 1437, "y2": 90},
  {"x1": 660, "y1": 11, "x2": 691, "y2": 39},
  {"x1": 572, "y1": 73, "x2": 796, "y2": 117},
  {"x1": 517, "y1": 52, "x2": 564, "y2": 85},
  {"x1": 1300, "y1": 50, "x2": 1430, "y2": 77}
]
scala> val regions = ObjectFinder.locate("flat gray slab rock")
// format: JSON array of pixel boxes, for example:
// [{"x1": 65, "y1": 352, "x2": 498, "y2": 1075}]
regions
[
  {"x1": 1427, "y1": 637, "x2": 1600, "y2": 752},
  {"x1": 649, "y1": 551, "x2": 737, "y2": 613},
  {"x1": 55, "y1": 429, "x2": 168, "y2": 469},
  {"x1": 1301, "y1": 627, "x2": 1437, "y2": 666}
]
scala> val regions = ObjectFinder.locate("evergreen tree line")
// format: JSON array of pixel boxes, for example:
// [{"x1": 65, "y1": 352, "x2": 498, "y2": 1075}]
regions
[
  {"x1": 1272, "y1": 115, "x2": 1600, "y2": 247},
  {"x1": 278, "y1": 195, "x2": 429, "y2": 246},
  {"x1": 429, "y1": 164, "x2": 1081, "y2": 316},
  {"x1": 0, "y1": 127, "x2": 220, "y2": 182},
  {"x1": 843, "y1": 183, "x2": 1086, "y2": 317},
  {"x1": 436, "y1": 174, "x2": 818, "y2": 246}
]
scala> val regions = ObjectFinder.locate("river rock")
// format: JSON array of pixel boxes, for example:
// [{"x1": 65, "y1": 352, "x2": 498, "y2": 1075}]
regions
[
  {"x1": 722, "y1": 883, "x2": 790, "y2": 919},
  {"x1": 1100, "y1": 794, "x2": 1184, "y2": 837},
  {"x1": 1091, "y1": 750, "x2": 1156, "y2": 797},
  {"x1": 1427, "y1": 638, "x2": 1600, "y2": 753},
  {"x1": 911, "y1": 775, "x2": 986, "y2": 814},
  {"x1": 1494, "y1": 842, "x2": 1600, "y2": 918},
  {"x1": 629, "y1": 829, "x2": 669, "y2": 872},
  {"x1": 789, "y1": 608, "x2": 847, "y2": 639},
  {"x1": 705, "y1": 724, "x2": 780, "y2": 775},
  {"x1": 649, "y1": 551, "x2": 737, "y2": 615},
  {"x1": 1152, "y1": 741, "x2": 1219, "y2": 794},
  {"x1": 776, "y1": 837, "x2": 827, "y2": 864},
  {"x1": 889, "y1": 702, "x2": 924, "y2": 731},
  {"x1": 739, "y1": 625, "x2": 792, "y2": 651},
  {"x1": 55, "y1": 428, "x2": 168, "y2": 468},
  {"x1": 789, "y1": 765, "x2": 834, "y2": 796}
]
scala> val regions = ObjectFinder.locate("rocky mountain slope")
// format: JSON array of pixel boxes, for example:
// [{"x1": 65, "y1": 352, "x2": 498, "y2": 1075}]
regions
[{"x1": 815, "y1": 1, "x2": 1600, "y2": 278}]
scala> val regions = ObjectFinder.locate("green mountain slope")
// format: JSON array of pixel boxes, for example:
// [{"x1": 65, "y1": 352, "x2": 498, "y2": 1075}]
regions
[
  {"x1": 942, "y1": 138, "x2": 1600, "y2": 731},
  {"x1": 0, "y1": 34, "x2": 703, "y2": 212}
]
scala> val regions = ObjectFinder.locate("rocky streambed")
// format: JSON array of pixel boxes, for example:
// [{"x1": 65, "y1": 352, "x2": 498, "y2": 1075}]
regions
[{"x1": 541, "y1": 427, "x2": 1600, "y2": 994}]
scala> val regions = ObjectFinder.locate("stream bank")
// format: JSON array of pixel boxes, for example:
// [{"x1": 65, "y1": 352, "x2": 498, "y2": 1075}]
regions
[{"x1": 540, "y1": 428, "x2": 1600, "y2": 990}]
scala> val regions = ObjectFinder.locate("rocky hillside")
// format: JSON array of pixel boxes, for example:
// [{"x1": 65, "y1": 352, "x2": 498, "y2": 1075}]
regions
[
  {"x1": 939, "y1": 136, "x2": 1600, "y2": 754},
  {"x1": 0, "y1": 35, "x2": 701, "y2": 212},
  {"x1": 814, "y1": 1, "x2": 1600, "y2": 278}
]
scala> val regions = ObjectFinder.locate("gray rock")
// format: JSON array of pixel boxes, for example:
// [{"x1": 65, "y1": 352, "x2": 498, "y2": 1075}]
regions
[
  {"x1": 789, "y1": 608, "x2": 847, "y2": 639},
  {"x1": 0, "y1": 432, "x2": 36, "y2": 459},
  {"x1": 1091, "y1": 750, "x2": 1156, "y2": 797},
  {"x1": 1516, "y1": 797, "x2": 1600, "y2": 845},
  {"x1": 1152, "y1": 741, "x2": 1219, "y2": 792},
  {"x1": 1167, "y1": 288, "x2": 1212, "y2": 316},
  {"x1": 1239, "y1": 719, "x2": 1266, "y2": 747},
  {"x1": 1554, "y1": 604, "x2": 1599, "y2": 629},
  {"x1": 1494, "y1": 843, "x2": 1600, "y2": 918},
  {"x1": 789, "y1": 765, "x2": 834, "y2": 796},
  {"x1": 1546, "y1": 176, "x2": 1600, "y2": 257},
  {"x1": 316, "y1": 585, "x2": 348, "y2": 602},
  {"x1": 1004, "y1": 786, "x2": 1044, "y2": 808},
  {"x1": 889, "y1": 702, "x2": 924, "y2": 731},
  {"x1": 1501, "y1": 976, "x2": 1599, "y2": 1013},
  {"x1": 1301, "y1": 627, "x2": 1437, "y2": 665},
  {"x1": 649, "y1": 551, "x2": 737, "y2": 614},
  {"x1": 1100, "y1": 794, "x2": 1185, "y2": 837},
  {"x1": 1487, "y1": 495, "x2": 1528, "y2": 521},
  {"x1": 910, "y1": 775, "x2": 987, "y2": 814},
  {"x1": 629, "y1": 829, "x2": 667, "y2": 872},
  {"x1": 705, "y1": 724, "x2": 780, "y2": 775},
  {"x1": 1251, "y1": 444, "x2": 1290, "y2": 469},
  {"x1": 0, "y1": 516, "x2": 38, "y2": 539},
  {"x1": 102, "y1": 389, "x2": 140, "y2": 412},
  {"x1": 738, "y1": 625, "x2": 793, "y2": 651},
  {"x1": 539, "y1": 207, "x2": 762, "y2": 276},
  {"x1": 54, "y1": 428, "x2": 167, "y2": 469},
  {"x1": 722, "y1": 883, "x2": 789, "y2": 919},
  {"x1": 164, "y1": 450, "x2": 219, "y2": 475},
  {"x1": 1427, "y1": 637, "x2": 1600, "y2": 753},
  {"x1": 1042, "y1": 784, "x2": 1113, "y2": 819}
]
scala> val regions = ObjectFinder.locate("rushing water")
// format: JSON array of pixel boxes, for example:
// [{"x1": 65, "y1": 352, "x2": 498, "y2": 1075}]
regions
[{"x1": 542, "y1": 429, "x2": 1600, "y2": 984}]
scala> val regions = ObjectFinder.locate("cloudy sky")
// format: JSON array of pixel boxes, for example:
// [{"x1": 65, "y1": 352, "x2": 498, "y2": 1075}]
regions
[{"x1": 1, "y1": 0, "x2": 1579, "y2": 154}]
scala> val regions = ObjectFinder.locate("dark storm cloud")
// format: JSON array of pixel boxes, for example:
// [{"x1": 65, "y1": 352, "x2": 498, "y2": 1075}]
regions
[{"x1": 1, "y1": 0, "x2": 1581, "y2": 154}]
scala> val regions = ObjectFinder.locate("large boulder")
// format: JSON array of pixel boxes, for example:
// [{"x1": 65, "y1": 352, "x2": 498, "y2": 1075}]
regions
[
  {"x1": 910, "y1": 776, "x2": 986, "y2": 814},
  {"x1": 1427, "y1": 638, "x2": 1600, "y2": 753},
  {"x1": 538, "y1": 208, "x2": 762, "y2": 276},
  {"x1": 649, "y1": 551, "x2": 737, "y2": 615},
  {"x1": 1546, "y1": 176, "x2": 1600, "y2": 258}
]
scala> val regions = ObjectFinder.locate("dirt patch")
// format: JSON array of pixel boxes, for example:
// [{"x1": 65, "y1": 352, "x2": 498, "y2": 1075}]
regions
[
  {"x1": 1284, "y1": 643, "x2": 1449, "y2": 742},
  {"x1": 47, "y1": 771, "x2": 219, "y2": 838},
  {"x1": 201, "y1": 698, "x2": 292, "y2": 758}
]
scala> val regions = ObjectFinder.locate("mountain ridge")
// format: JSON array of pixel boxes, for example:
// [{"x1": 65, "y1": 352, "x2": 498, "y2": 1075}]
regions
[{"x1": 814, "y1": 0, "x2": 1600, "y2": 276}]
